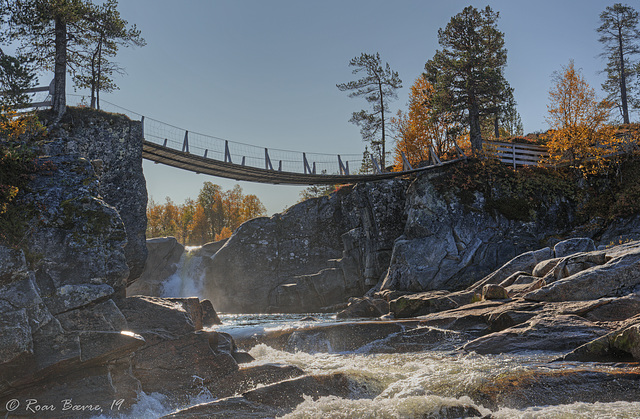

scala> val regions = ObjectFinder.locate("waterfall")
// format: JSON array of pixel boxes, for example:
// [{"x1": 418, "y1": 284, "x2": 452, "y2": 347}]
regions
[{"x1": 161, "y1": 246, "x2": 208, "y2": 299}]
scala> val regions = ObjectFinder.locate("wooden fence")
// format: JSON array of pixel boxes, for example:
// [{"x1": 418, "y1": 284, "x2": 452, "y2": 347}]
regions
[{"x1": 483, "y1": 140, "x2": 549, "y2": 168}]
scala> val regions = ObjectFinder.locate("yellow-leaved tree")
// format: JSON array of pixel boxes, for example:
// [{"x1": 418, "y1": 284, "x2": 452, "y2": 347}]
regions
[
  {"x1": 391, "y1": 77, "x2": 458, "y2": 170},
  {"x1": 546, "y1": 60, "x2": 616, "y2": 171}
]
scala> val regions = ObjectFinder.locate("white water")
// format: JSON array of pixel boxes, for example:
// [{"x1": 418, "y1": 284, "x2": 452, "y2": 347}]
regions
[
  {"x1": 94, "y1": 314, "x2": 640, "y2": 418},
  {"x1": 160, "y1": 246, "x2": 207, "y2": 299},
  {"x1": 124, "y1": 261, "x2": 640, "y2": 418}
]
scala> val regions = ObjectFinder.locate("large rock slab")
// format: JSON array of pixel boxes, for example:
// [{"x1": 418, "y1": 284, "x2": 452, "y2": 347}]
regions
[
  {"x1": 472, "y1": 366, "x2": 640, "y2": 410},
  {"x1": 525, "y1": 241, "x2": 640, "y2": 302},
  {"x1": 381, "y1": 171, "x2": 564, "y2": 293},
  {"x1": 204, "y1": 180, "x2": 407, "y2": 313},
  {"x1": 463, "y1": 314, "x2": 610, "y2": 354}
]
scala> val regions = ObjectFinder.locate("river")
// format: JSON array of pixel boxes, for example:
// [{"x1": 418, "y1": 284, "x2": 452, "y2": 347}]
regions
[{"x1": 109, "y1": 313, "x2": 640, "y2": 418}]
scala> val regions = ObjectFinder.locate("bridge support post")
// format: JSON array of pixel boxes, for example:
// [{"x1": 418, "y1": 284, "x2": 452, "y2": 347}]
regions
[
  {"x1": 265, "y1": 148, "x2": 274, "y2": 170},
  {"x1": 401, "y1": 152, "x2": 413, "y2": 171},
  {"x1": 163, "y1": 138, "x2": 168, "y2": 147},
  {"x1": 204, "y1": 149, "x2": 208, "y2": 158},
  {"x1": 141, "y1": 116, "x2": 145, "y2": 138},
  {"x1": 372, "y1": 157, "x2": 382, "y2": 174},
  {"x1": 182, "y1": 131, "x2": 189, "y2": 153},
  {"x1": 225, "y1": 141, "x2": 232, "y2": 163},
  {"x1": 338, "y1": 155, "x2": 350, "y2": 175},
  {"x1": 278, "y1": 160, "x2": 282, "y2": 171},
  {"x1": 241, "y1": 156, "x2": 246, "y2": 166},
  {"x1": 312, "y1": 162, "x2": 316, "y2": 174},
  {"x1": 303, "y1": 153, "x2": 312, "y2": 174},
  {"x1": 429, "y1": 145, "x2": 441, "y2": 165}
]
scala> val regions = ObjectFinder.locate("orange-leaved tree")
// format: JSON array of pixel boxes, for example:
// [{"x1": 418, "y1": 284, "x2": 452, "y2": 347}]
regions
[
  {"x1": 391, "y1": 77, "x2": 457, "y2": 170},
  {"x1": 146, "y1": 182, "x2": 266, "y2": 245},
  {"x1": 546, "y1": 60, "x2": 616, "y2": 171}
]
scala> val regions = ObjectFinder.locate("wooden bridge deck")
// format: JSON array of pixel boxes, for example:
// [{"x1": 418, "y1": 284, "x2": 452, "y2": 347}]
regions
[{"x1": 143, "y1": 141, "x2": 463, "y2": 185}]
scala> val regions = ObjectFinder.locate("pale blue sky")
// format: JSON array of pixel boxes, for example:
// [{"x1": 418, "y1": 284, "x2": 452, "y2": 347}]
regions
[{"x1": 66, "y1": 1, "x2": 625, "y2": 214}]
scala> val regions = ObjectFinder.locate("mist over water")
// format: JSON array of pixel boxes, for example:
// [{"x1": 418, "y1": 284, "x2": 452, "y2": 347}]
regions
[{"x1": 161, "y1": 246, "x2": 207, "y2": 299}]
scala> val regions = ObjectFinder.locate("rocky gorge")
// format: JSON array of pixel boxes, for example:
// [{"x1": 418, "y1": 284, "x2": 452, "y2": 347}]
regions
[{"x1": 2, "y1": 109, "x2": 640, "y2": 417}]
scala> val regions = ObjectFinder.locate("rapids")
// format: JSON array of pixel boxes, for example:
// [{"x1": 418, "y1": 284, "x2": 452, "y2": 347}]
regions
[{"x1": 115, "y1": 249, "x2": 640, "y2": 418}]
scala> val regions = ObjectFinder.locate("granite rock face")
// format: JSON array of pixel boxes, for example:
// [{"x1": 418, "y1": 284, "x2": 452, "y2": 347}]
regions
[
  {"x1": 203, "y1": 180, "x2": 408, "y2": 313},
  {"x1": 46, "y1": 108, "x2": 148, "y2": 285},
  {"x1": 380, "y1": 173, "x2": 572, "y2": 293}
]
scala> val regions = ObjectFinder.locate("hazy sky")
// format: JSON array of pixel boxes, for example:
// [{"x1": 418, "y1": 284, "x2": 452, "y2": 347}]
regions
[{"x1": 64, "y1": 1, "x2": 622, "y2": 214}]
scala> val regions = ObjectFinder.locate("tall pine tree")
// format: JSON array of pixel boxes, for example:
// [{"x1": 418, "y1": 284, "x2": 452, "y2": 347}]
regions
[
  {"x1": 424, "y1": 5, "x2": 508, "y2": 154},
  {"x1": 597, "y1": 3, "x2": 640, "y2": 124},
  {"x1": 337, "y1": 53, "x2": 402, "y2": 169}
]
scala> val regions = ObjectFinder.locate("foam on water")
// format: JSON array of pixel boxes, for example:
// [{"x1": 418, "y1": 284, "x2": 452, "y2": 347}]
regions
[{"x1": 161, "y1": 246, "x2": 207, "y2": 299}]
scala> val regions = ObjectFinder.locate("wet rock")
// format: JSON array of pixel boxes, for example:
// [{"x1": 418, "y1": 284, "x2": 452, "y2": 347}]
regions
[
  {"x1": 390, "y1": 290, "x2": 476, "y2": 318},
  {"x1": 472, "y1": 366, "x2": 640, "y2": 410},
  {"x1": 242, "y1": 373, "x2": 358, "y2": 409},
  {"x1": 162, "y1": 396, "x2": 284, "y2": 419},
  {"x1": 553, "y1": 237, "x2": 596, "y2": 258},
  {"x1": 116, "y1": 296, "x2": 239, "y2": 399},
  {"x1": 201, "y1": 299, "x2": 222, "y2": 326},
  {"x1": 206, "y1": 364, "x2": 306, "y2": 399},
  {"x1": 463, "y1": 314, "x2": 610, "y2": 354},
  {"x1": 233, "y1": 321, "x2": 420, "y2": 353},
  {"x1": 419, "y1": 299, "x2": 543, "y2": 336},
  {"x1": 336, "y1": 297, "x2": 389, "y2": 319},
  {"x1": 127, "y1": 237, "x2": 184, "y2": 297},
  {"x1": 563, "y1": 315, "x2": 640, "y2": 362}
]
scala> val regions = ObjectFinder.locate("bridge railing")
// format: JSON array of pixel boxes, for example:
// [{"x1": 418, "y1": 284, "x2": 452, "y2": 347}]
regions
[
  {"x1": 483, "y1": 140, "x2": 549, "y2": 168},
  {"x1": 72, "y1": 95, "x2": 366, "y2": 177}
]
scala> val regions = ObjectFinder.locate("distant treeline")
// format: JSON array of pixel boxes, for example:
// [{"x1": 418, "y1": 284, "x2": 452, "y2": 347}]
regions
[{"x1": 146, "y1": 182, "x2": 266, "y2": 246}]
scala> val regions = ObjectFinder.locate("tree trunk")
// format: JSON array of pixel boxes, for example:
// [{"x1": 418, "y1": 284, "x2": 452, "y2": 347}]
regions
[
  {"x1": 618, "y1": 25, "x2": 629, "y2": 125},
  {"x1": 378, "y1": 80, "x2": 386, "y2": 168},
  {"x1": 469, "y1": 99, "x2": 483, "y2": 154},
  {"x1": 494, "y1": 113, "x2": 500, "y2": 139},
  {"x1": 52, "y1": 16, "x2": 67, "y2": 119}
]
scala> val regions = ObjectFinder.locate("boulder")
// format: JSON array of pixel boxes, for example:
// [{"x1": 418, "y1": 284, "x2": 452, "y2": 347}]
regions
[
  {"x1": 336, "y1": 297, "x2": 389, "y2": 319},
  {"x1": 462, "y1": 314, "x2": 610, "y2": 354},
  {"x1": 472, "y1": 366, "x2": 640, "y2": 410},
  {"x1": 390, "y1": 290, "x2": 476, "y2": 318},
  {"x1": 525, "y1": 241, "x2": 640, "y2": 302},
  {"x1": 482, "y1": 284, "x2": 509, "y2": 300},
  {"x1": 127, "y1": 237, "x2": 184, "y2": 296},
  {"x1": 554, "y1": 237, "x2": 596, "y2": 258}
]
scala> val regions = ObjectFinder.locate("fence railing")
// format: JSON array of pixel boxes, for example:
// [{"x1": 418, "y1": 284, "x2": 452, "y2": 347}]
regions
[{"x1": 484, "y1": 140, "x2": 549, "y2": 168}]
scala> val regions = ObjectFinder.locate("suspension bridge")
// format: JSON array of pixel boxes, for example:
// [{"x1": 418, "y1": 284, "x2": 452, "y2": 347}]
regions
[
  {"x1": 86, "y1": 98, "x2": 466, "y2": 185},
  {"x1": 26, "y1": 92, "x2": 469, "y2": 185}
]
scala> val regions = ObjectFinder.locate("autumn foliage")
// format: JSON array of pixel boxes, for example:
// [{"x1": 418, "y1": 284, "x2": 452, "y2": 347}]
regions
[
  {"x1": 391, "y1": 77, "x2": 460, "y2": 170},
  {"x1": 545, "y1": 61, "x2": 620, "y2": 172},
  {"x1": 146, "y1": 182, "x2": 266, "y2": 245}
]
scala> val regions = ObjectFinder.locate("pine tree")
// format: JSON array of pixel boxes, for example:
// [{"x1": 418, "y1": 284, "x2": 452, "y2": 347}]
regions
[
  {"x1": 337, "y1": 53, "x2": 402, "y2": 168},
  {"x1": 424, "y1": 5, "x2": 509, "y2": 154},
  {"x1": 597, "y1": 3, "x2": 640, "y2": 124}
]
